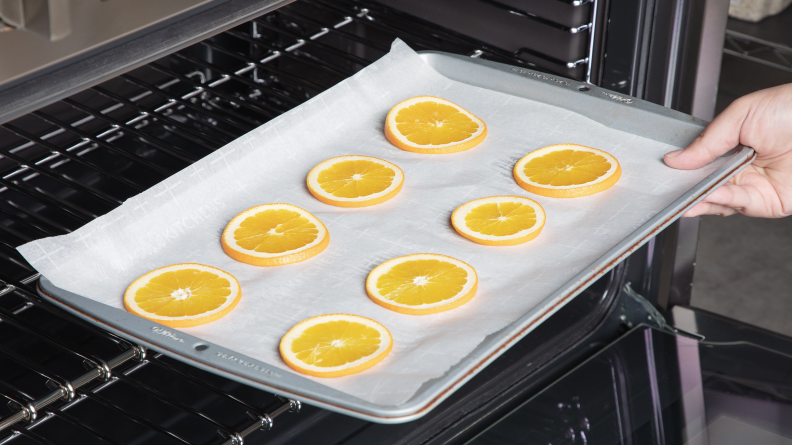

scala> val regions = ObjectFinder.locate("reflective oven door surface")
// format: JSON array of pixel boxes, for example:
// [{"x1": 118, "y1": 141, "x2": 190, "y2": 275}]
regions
[
  {"x1": 469, "y1": 307, "x2": 792, "y2": 445},
  {"x1": 0, "y1": 0, "x2": 223, "y2": 90}
]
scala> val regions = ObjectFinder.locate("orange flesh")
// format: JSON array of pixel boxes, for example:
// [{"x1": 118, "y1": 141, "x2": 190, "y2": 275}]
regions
[
  {"x1": 134, "y1": 269, "x2": 231, "y2": 317},
  {"x1": 234, "y1": 209, "x2": 318, "y2": 253},
  {"x1": 317, "y1": 160, "x2": 395, "y2": 198},
  {"x1": 522, "y1": 150, "x2": 611, "y2": 186},
  {"x1": 290, "y1": 320, "x2": 382, "y2": 368},
  {"x1": 465, "y1": 202, "x2": 537, "y2": 236},
  {"x1": 376, "y1": 259, "x2": 468, "y2": 305},
  {"x1": 395, "y1": 101, "x2": 479, "y2": 145}
]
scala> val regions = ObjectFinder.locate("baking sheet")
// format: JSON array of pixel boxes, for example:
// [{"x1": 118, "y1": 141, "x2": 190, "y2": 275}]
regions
[{"x1": 20, "y1": 40, "x2": 751, "y2": 420}]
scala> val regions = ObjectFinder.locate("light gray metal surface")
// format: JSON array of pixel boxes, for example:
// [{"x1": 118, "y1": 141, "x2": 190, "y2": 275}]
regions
[
  {"x1": 0, "y1": 0, "x2": 294, "y2": 125},
  {"x1": 0, "y1": 0, "x2": 219, "y2": 89},
  {"x1": 724, "y1": 29, "x2": 792, "y2": 75},
  {"x1": 690, "y1": 0, "x2": 729, "y2": 121},
  {"x1": 37, "y1": 52, "x2": 754, "y2": 424}
]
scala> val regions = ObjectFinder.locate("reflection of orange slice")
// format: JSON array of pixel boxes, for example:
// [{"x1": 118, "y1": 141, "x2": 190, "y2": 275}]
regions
[
  {"x1": 222, "y1": 204, "x2": 329, "y2": 266},
  {"x1": 124, "y1": 263, "x2": 241, "y2": 328},
  {"x1": 279, "y1": 314, "x2": 393, "y2": 378},
  {"x1": 307, "y1": 155, "x2": 404, "y2": 207},
  {"x1": 385, "y1": 96, "x2": 487, "y2": 154},
  {"x1": 514, "y1": 144, "x2": 621, "y2": 198},
  {"x1": 366, "y1": 253, "x2": 478, "y2": 315},
  {"x1": 452, "y1": 196, "x2": 546, "y2": 246}
]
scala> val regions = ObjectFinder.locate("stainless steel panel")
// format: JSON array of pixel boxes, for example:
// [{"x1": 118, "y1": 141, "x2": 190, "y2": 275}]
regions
[
  {"x1": 0, "y1": 0, "x2": 294, "y2": 125},
  {"x1": 0, "y1": 0, "x2": 222, "y2": 89}
]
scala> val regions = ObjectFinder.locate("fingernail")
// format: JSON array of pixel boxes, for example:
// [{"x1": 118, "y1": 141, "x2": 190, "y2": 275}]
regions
[{"x1": 665, "y1": 149, "x2": 683, "y2": 158}]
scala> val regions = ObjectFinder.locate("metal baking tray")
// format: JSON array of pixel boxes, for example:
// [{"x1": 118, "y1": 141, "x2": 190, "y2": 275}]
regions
[{"x1": 37, "y1": 51, "x2": 755, "y2": 423}]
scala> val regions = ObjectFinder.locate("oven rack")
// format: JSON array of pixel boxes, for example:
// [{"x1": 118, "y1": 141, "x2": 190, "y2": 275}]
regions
[
  {"x1": 0, "y1": 0, "x2": 545, "y2": 281},
  {"x1": 0, "y1": 1, "x2": 545, "y2": 443},
  {"x1": 0, "y1": 273, "x2": 301, "y2": 445},
  {"x1": 723, "y1": 29, "x2": 792, "y2": 74}
]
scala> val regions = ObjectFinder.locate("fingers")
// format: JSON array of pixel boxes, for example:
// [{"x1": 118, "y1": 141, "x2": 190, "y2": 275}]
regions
[
  {"x1": 683, "y1": 202, "x2": 740, "y2": 217},
  {"x1": 664, "y1": 97, "x2": 749, "y2": 170},
  {"x1": 682, "y1": 183, "x2": 753, "y2": 217},
  {"x1": 682, "y1": 183, "x2": 747, "y2": 217},
  {"x1": 699, "y1": 183, "x2": 753, "y2": 209}
]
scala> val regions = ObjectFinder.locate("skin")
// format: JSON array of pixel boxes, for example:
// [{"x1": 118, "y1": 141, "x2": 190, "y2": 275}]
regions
[{"x1": 663, "y1": 83, "x2": 792, "y2": 218}]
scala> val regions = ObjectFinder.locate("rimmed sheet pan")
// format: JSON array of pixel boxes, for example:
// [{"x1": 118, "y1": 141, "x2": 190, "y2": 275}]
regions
[{"x1": 30, "y1": 47, "x2": 753, "y2": 423}]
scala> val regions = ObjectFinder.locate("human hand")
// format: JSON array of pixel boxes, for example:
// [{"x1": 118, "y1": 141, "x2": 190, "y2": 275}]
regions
[{"x1": 663, "y1": 83, "x2": 792, "y2": 218}]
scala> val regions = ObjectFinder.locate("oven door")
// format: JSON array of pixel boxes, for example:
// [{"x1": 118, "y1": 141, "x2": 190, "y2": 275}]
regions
[{"x1": 468, "y1": 309, "x2": 792, "y2": 445}]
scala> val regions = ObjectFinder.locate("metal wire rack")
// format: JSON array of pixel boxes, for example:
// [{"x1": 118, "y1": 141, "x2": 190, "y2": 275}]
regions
[
  {"x1": 723, "y1": 29, "x2": 792, "y2": 74},
  {"x1": 0, "y1": 0, "x2": 553, "y2": 443}
]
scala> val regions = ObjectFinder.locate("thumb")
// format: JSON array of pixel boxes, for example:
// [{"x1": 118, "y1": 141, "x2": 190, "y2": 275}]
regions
[{"x1": 664, "y1": 99, "x2": 747, "y2": 170}]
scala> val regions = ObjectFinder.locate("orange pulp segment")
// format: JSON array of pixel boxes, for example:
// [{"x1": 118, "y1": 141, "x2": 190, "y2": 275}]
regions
[
  {"x1": 279, "y1": 313, "x2": 393, "y2": 378},
  {"x1": 222, "y1": 203, "x2": 329, "y2": 266},
  {"x1": 124, "y1": 263, "x2": 241, "y2": 328},
  {"x1": 366, "y1": 253, "x2": 478, "y2": 315},
  {"x1": 513, "y1": 144, "x2": 621, "y2": 198},
  {"x1": 452, "y1": 196, "x2": 546, "y2": 246},
  {"x1": 385, "y1": 96, "x2": 487, "y2": 154},
  {"x1": 307, "y1": 155, "x2": 404, "y2": 207}
]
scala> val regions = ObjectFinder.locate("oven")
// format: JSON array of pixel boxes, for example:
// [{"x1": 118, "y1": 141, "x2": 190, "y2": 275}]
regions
[{"x1": 5, "y1": 1, "x2": 790, "y2": 444}]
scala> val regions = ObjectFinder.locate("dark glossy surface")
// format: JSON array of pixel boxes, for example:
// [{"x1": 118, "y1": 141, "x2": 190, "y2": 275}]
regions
[
  {"x1": 599, "y1": 0, "x2": 647, "y2": 96},
  {"x1": 469, "y1": 319, "x2": 792, "y2": 445}
]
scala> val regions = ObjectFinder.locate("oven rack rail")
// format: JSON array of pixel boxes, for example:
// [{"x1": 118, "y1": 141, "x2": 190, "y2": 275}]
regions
[
  {"x1": 472, "y1": 0, "x2": 600, "y2": 81},
  {"x1": 0, "y1": 274, "x2": 300, "y2": 445},
  {"x1": 724, "y1": 29, "x2": 792, "y2": 74},
  {"x1": 0, "y1": 1, "x2": 546, "y2": 443}
]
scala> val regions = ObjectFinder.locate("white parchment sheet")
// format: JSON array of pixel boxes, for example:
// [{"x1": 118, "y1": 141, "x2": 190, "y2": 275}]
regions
[{"x1": 18, "y1": 40, "x2": 723, "y2": 407}]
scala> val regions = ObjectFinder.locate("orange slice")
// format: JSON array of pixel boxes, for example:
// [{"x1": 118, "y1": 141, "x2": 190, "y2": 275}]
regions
[
  {"x1": 279, "y1": 314, "x2": 393, "y2": 378},
  {"x1": 366, "y1": 253, "x2": 478, "y2": 315},
  {"x1": 222, "y1": 203, "x2": 329, "y2": 266},
  {"x1": 306, "y1": 155, "x2": 404, "y2": 207},
  {"x1": 124, "y1": 263, "x2": 241, "y2": 328},
  {"x1": 514, "y1": 144, "x2": 621, "y2": 198},
  {"x1": 451, "y1": 196, "x2": 546, "y2": 246},
  {"x1": 385, "y1": 96, "x2": 487, "y2": 154}
]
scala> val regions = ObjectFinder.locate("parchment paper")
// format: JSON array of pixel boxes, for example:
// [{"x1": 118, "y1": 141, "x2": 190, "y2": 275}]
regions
[{"x1": 18, "y1": 40, "x2": 724, "y2": 407}]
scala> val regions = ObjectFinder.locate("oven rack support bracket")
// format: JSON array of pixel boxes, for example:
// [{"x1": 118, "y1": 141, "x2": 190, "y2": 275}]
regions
[
  {"x1": 474, "y1": 0, "x2": 599, "y2": 83},
  {"x1": 0, "y1": 342, "x2": 142, "y2": 432},
  {"x1": 584, "y1": 0, "x2": 598, "y2": 83}
]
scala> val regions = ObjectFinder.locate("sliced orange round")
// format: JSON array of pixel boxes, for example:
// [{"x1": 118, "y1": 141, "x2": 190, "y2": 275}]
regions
[
  {"x1": 513, "y1": 144, "x2": 621, "y2": 198},
  {"x1": 451, "y1": 196, "x2": 546, "y2": 246},
  {"x1": 306, "y1": 155, "x2": 404, "y2": 207},
  {"x1": 124, "y1": 263, "x2": 241, "y2": 328},
  {"x1": 279, "y1": 313, "x2": 393, "y2": 378},
  {"x1": 385, "y1": 96, "x2": 487, "y2": 154},
  {"x1": 366, "y1": 253, "x2": 478, "y2": 315},
  {"x1": 222, "y1": 203, "x2": 329, "y2": 266}
]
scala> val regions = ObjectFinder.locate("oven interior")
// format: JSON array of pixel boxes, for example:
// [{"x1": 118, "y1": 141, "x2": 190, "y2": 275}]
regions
[{"x1": 0, "y1": 0, "x2": 729, "y2": 443}]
